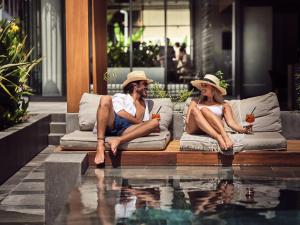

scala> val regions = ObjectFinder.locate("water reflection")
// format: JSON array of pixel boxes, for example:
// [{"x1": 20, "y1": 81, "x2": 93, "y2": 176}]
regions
[
  {"x1": 57, "y1": 169, "x2": 300, "y2": 225},
  {"x1": 188, "y1": 180, "x2": 235, "y2": 214}
]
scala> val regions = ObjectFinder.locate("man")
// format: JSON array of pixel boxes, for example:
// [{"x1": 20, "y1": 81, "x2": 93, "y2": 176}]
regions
[
  {"x1": 177, "y1": 46, "x2": 191, "y2": 77},
  {"x1": 94, "y1": 71, "x2": 160, "y2": 165}
]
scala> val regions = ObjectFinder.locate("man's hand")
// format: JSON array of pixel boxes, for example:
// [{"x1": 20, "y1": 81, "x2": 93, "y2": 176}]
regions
[
  {"x1": 117, "y1": 110, "x2": 141, "y2": 124},
  {"x1": 152, "y1": 118, "x2": 160, "y2": 133},
  {"x1": 153, "y1": 126, "x2": 161, "y2": 133}
]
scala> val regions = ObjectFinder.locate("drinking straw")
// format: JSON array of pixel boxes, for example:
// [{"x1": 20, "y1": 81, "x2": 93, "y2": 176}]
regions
[
  {"x1": 156, "y1": 106, "x2": 162, "y2": 114},
  {"x1": 250, "y1": 106, "x2": 256, "y2": 114}
]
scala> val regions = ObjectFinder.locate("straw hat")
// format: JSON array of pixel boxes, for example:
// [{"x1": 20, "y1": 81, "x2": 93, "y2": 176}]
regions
[
  {"x1": 191, "y1": 74, "x2": 227, "y2": 95},
  {"x1": 122, "y1": 71, "x2": 153, "y2": 88}
]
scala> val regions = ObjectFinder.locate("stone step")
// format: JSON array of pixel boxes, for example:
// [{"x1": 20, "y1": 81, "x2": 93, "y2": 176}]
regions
[
  {"x1": 48, "y1": 133, "x2": 64, "y2": 146},
  {"x1": 50, "y1": 122, "x2": 66, "y2": 134},
  {"x1": 51, "y1": 114, "x2": 65, "y2": 123}
]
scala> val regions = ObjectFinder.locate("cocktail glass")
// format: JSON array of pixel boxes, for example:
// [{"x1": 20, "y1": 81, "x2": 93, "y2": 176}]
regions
[
  {"x1": 152, "y1": 114, "x2": 161, "y2": 120},
  {"x1": 245, "y1": 113, "x2": 255, "y2": 132}
]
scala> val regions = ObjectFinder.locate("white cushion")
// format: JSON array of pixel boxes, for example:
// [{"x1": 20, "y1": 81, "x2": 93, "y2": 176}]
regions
[
  {"x1": 79, "y1": 93, "x2": 173, "y2": 131},
  {"x1": 78, "y1": 93, "x2": 101, "y2": 131},
  {"x1": 148, "y1": 98, "x2": 173, "y2": 130},
  {"x1": 183, "y1": 92, "x2": 282, "y2": 132},
  {"x1": 60, "y1": 130, "x2": 171, "y2": 151},
  {"x1": 180, "y1": 131, "x2": 286, "y2": 152},
  {"x1": 227, "y1": 92, "x2": 282, "y2": 132}
]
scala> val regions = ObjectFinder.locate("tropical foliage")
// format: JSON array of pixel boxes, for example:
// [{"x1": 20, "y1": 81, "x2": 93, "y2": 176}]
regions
[
  {"x1": 107, "y1": 23, "x2": 160, "y2": 67},
  {"x1": 0, "y1": 20, "x2": 41, "y2": 130}
]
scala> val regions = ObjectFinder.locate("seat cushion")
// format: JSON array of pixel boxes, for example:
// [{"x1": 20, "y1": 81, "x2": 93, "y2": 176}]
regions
[
  {"x1": 180, "y1": 132, "x2": 286, "y2": 152},
  {"x1": 242, "y1": 132, "x2": 286, "y2": 150},
  {"x1": 60, "y1": 130, "x2": 171, "y2": 151}
]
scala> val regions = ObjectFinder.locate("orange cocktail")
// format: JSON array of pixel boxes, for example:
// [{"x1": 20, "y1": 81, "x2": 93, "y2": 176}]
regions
[
  {"x1": 245, "y1": 113, "x2": 255, "y2": 132},
  {"x1": 152, "y1": 114, "x2": 161, "y2": 120},
  {"x1": 245, "y1": 113, "x2": 255, "y2": 123}
]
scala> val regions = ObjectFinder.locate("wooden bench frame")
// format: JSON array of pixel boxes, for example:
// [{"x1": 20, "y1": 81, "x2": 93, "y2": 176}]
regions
[{"x1": 58, "y1": 140, "x2": 300, "y2": 167}]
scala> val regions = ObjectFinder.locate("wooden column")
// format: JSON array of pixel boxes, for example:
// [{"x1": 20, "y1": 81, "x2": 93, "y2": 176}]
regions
[
  {"x1": 65, "y1": 0, "x2": 90, "y2": 112},
  {"x1": 92, "y1": 0, "x2": 107, "y2": 94}
]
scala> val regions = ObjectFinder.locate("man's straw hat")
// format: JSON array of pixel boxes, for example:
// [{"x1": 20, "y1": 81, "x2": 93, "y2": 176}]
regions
[
  {"x1": 122, "y1": 71, "x2": 153, "y2": 88},
  {"x1": 191, "y1": 74, "x2": 227, "y2": 95}
]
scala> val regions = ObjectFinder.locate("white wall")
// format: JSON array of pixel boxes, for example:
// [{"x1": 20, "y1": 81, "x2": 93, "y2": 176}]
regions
[{"x1": 41, "y1": 0, "x2": 63, "y2": 96}]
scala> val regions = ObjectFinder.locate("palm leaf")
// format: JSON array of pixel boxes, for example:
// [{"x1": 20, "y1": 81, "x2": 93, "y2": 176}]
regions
[{"x1": 0, "y1": 82, "x2": 17, "y2": 101}]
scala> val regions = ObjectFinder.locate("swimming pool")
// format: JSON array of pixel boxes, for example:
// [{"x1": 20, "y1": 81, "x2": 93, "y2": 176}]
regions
[{"x1": 54, "y1": 166, "x2": 300, "y2": 225}]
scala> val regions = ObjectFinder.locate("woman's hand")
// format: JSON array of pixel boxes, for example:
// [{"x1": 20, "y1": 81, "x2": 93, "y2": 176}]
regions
[{"x1": 239, "y1": 124, "x2": 252, "y2": 134}]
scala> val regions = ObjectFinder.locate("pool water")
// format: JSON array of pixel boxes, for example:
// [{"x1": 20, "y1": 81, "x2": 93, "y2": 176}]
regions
[{"x1": 55, "y1": 167, "x2": 300, "y2": 225}]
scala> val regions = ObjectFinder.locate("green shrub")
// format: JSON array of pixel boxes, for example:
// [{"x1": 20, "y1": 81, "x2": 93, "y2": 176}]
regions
[
  {"x1": 0, "y1": 20, "x2": 41, "y2": 130},
  {"x1": 149, "y1": 82, "x2": 193, "y2": 102},
  {"x1": 149, "y1": 82, "x2": 169, "y2": 98}
]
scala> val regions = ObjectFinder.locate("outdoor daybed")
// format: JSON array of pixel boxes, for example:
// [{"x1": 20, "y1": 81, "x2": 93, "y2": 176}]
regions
[
  {"x1": 60, "y1": 93, "x2": 173, "y2": 151},
  {"x1": 179, "y1": 92, "x2": 287, "y2": 152},
  {"x1": 59, "y1": 92, "x2": 300, "y2": 166}
]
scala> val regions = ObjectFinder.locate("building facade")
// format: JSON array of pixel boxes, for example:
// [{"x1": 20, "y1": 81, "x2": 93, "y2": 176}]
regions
[{"x1": 1, "y1": 0, "x2": 300, "y2": 111}]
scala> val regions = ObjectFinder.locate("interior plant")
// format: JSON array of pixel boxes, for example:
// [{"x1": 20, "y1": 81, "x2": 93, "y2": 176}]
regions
[
  {"x1": 107, "y1": 23, "x2": 160, "y2": 67},
  {"x1": 0, "y1": 19, "x2": 41, "y2": 131}
]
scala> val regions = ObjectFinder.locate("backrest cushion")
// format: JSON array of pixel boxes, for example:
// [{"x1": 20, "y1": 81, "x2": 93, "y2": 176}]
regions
[
  {"x1": 79, "y1": 93, "x2": 173, "y2": 131},
  {"x1": 148, "y1": 98, "x2": 174, "y2": 130},
  {"x1": 79, "y1": 93, "x2": 101, "y2": 131},
  {"x1": 228, "y1": 92, "x2": 282, "y2": 132}
]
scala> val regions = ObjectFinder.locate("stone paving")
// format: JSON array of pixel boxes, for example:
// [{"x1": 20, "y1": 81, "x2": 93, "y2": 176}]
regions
[
  {"x1": 0, "y1": 145, "x2": 55, "y2": 225},
  {"x1": 28, "y1": 102, "x2": 67, "y2": 114}
]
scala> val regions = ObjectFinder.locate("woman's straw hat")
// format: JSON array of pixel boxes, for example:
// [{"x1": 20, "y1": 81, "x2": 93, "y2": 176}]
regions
[
  {"x1": 191, "y1": 74, "x2": 227, "y2": 95},
  {"x1": 122, "y1": 71, "x2": 153, "y2": 88}
]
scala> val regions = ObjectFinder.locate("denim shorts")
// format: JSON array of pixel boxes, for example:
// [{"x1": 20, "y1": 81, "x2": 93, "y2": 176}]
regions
[{"x1": 105, "y1": 112, "x2": 132, "y2": 136}]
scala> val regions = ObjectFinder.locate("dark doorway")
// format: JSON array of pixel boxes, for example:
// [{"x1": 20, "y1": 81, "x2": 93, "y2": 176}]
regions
[
  {"x1": 273, "y1": 1, "x2": 300, "y2": 110},
  {"x1": 239, "y1": 0, "x2": 300, "y2": 110}
]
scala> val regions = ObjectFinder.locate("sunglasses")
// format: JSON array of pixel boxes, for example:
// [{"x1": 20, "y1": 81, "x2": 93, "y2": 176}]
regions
[{"x1": 140, "y1": 81, "x2": 148, "y2": 86}]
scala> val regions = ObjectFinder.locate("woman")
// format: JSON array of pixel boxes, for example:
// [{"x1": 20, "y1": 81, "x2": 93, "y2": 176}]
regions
[{"x1": 186, "y1": 74, "x2": 251, "y2": 151}]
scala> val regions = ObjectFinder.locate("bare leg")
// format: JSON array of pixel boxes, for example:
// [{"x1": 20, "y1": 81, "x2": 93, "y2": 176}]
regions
[
  {"x1": 200, "y1": 107, "x2": 233, "y2": 149},
  {"x1": 186, "y1": 105, "x2": 227, "y2": 150},
  {"x1": 108, "y1": 119, "x2": 159, "y2": 153},
  {"x1": 94, "y1": 96, "x2": 115, "y2": 165}
]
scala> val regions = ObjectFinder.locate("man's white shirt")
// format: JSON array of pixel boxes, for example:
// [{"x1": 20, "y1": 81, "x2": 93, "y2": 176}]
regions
[
  {"x1": 93, "y1": 93, "x2": 150, "y2": 134},
  {"x1": 112, "y1": 93, "x2": 150, "y2": 121}
]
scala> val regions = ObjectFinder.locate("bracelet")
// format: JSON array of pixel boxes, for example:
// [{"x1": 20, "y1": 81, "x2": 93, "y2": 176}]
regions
[{"x1": 97, "y1": 137, "x2": 104, "y2": 141}]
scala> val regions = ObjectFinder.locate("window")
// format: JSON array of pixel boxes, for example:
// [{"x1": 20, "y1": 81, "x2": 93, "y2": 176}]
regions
[{"x1": 107, "y1": 0, "x2": 192, "y2": 88}]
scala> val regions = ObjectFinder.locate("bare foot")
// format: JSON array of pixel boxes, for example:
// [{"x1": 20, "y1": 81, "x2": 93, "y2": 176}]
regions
[
  {"x1": 216, "y1": 135, "x2": 227, "y2": 150},
  {"x1": 108, "y1": 137, "x2": 121, "y2": 155},
  {"x1": 94, "y1": 169, "x2": 105, "y2": 190},
  {"x1": 95, "y1": 141, "x2": 105, "y2": 164},
  {"x1": 223, "y1": 135, "x2": 234, "y2": 149}
]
